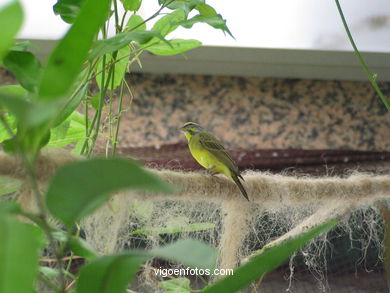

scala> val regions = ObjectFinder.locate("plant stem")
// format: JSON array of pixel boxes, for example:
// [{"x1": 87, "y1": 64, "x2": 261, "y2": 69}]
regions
[
  {"x1": 0, "y1": 116, "x2": 67, "y2": 293},
  {"x1": 334, "y1": 0, "x2": 390, "y2": 112},
  {"x1": 112, "y1": 79, "x2": 125, "y2": 156}
]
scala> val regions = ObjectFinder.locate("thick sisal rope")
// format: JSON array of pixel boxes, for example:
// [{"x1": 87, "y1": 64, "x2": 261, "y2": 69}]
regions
[{"x1": 1, "y1": 150, "x2": 390, "y2": 268}]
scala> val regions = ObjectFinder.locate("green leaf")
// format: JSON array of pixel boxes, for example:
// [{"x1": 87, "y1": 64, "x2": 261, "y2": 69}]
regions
[
  {"x1": 0, "y1": 84, "x2": 27, "y2": 98},
  {"x1": 195, "y1": 3, "x2": 216, "y2": 17},
  {"x1": 96, "y1": 46, "x2": 130, "y2": 90},
  {"x1": 3, "y1": 51, "x2": 42, "y2": 93},
  {"x1": 0, "y1": 96, "x2": 56, "y2": 129},
  {"x1": 89, "y1": 93, "x2": 100, "y2": 110},
  {"x1": 177, "y1": 14, "x2": 234, "y2": 38},
  {"x1": 11, "y1": 41, "x2": 39, "y2": 52},
  {"x1": 76, "y1": 253, "x2": 149, "y2": 293},
  {"x1": 158, "y1": 0, "x2": 201, "y2": 15},
  {"x1": 0, "y1": 175, "x2": 21, "y2": 197},
  {"x1": 121, "y1": 0, "x2": 142, "y2": 11},
  {"x1": 39, "y1": 266, "x2": 60, "y2": 279},
  {"x1": 126, "y1": 14, "x2": 146, "y2": 32},
  {"x1": 146, "y1": 39, "x2": 201, "y2": 56},
  {"x1": 89, "y1": 31, "x2": 162, "y2": 60},
  {"x1": 52, "y1": 82, "x2": 88, "y2": 127},
  {"x1": 53, "y1": 0, "x2": 86, "y2": 24},
  {"x1": 0, "y1": 114, "x2": 16, "y2": 142},
  {"x1": 160, "y1": 278, "x2": 191, "y2": 293},
  {"x1": 46, "y1": 158, "x2": 172, "y2": 226},
  {"x1": 68, "y1": 236, "x2": 99, "y2": 261},
  {"x1": 39, "y1": 0, "x2": 111, "y2": 99},
  {"x1": 0, "y1": 1, "x2": 23, "y2": 61},
  {"x1": 76, "y1": 239, "x2": 215, "y2": 293},
  {"x1": 131, "y1": 221, "x2": 215, "y2": 235},
  {"x1": 0, "y1": 214, "x2": 44, "y2": 293},
  {"x1": 151, "y1": 9, "x2": 186, "y2": 38},
  {"x1": 203, "y1": 220, "x2": 338, "y2": 293},
  {"x1": 48, "y1": 112, "x2": 86, "y2": 148},
  {"x1": 0, "y1": 201, "x2": 21, "y2": 214},
  {"x1": 153, "y1": 239, "x2": 216, "y2": 270}
]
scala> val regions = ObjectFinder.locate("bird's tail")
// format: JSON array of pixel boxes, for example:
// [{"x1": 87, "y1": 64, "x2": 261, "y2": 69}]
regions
[{"x1": 231, "y1": 172, "x2": 249, "y2": 201}]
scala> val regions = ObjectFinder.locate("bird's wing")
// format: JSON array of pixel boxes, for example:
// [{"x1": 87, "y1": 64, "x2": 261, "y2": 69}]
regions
[{"x1": 198, "y1": 132, "x2": 239, "y2": 174}]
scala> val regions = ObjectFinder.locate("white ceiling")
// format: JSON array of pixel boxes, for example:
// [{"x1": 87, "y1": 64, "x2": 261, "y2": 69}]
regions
[{"x1": 3, "y1": 0, "x2": 390, "y2": 52}]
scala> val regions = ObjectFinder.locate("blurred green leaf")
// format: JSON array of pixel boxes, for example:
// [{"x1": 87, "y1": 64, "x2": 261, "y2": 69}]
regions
[
  {"x1": 0, "y1": 175, "x2": 21, "y2": 197},
  {"x1": 0, "y1": 84, "x2": 27, "y2": 98},
  {"x1": 89, "y1": 93, "x2": 100, "y2": 110},
  {"x1": 0, "y1": 96, "x2": 56, "y2": 128},
  {"x1": 151, "y1": 9, "x2": 186, "y2": 38},
  {"x1": 160, "y1": 278, "x2": 191, "y2": 293},
  {"x1": 0, "y1": 114, "x2": 16, "y2": 142},
  {"x1": 77, "y1": 253, "x2": 149, "y2": 293},
  {"x1": 195, "y1": 3, "x2": 216, "y2": 17},
  {"x1": 0, "y1": 1, "x2": 23, "y2": 61},
  {"x1": 39, "y1": 266, "x2": 60, "y2": 279},
  {"x1": 146, "y1": 39, "x2": 201, "y2": 56},
  {"x1": 126, "y1": 14, "x2": 146, "y2": 32},
  {"x1": 121, "y1": 0, "x2": 142, "y2": 11},
  {"x1": 48, "y1": 112, "x2": 86, "y2": 148},
  {"x1": 53, "y1": 0, "x2": 86, "y2": 24},
  {"x1": 0, "y1": 214, "x2": 44, "y2": 293},
  {"x1": 89, "y1": 31, "x2": 162, "y2": 60},
  {"x1": 153, "y1": 239, "x2": 216, "y2": 270},
  {"x1": 0, "y1": 201, "x2": 21, "y2": 214},
  {"x1": 69, "y1": 236, "x2": 99, "y2": 261},
  {"x1": 158, "y1": 0, "x2": 201, "y2": 15},
  {"x1": 177, "y1": 14, "x2": 233, "y2": 38},
  {"x1": 46, "y1": 158, "x2": 172, "y2": 226},
  {"x1": 3, "y1": 51, "x2": 42, "y2": 93},
  {"x1": 11, "y1": 41, "x2": 39, "y2": 52},
  {"x1": 52, "y1": 82, "x2": 88, "y2": 127},
  {"x1": 39, "y1": 0, "x2": 111, "y2": 99},
  {"x1": 77, "y1": 239, "x2": 215, "y2": 293},
  {"x1": 131, "y1": 221, "x2": 215, "y2": 236},
  {"x1": 96, "y1": 46, "x2": 130, "y2": 90},
  {"x1": 203, "y1": 220, "x2": 338, "y2": 293}
]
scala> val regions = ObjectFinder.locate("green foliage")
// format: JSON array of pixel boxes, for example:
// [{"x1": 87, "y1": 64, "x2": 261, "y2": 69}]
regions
[
  {"x1": 68, "y1": 236, "x2": 99, "y2": 261},
  {"x1": 203, "y1": 220, "x2": 338, "y2": 293},
  {"x1": 0, "y1": 208, "x2": 45, "y2": 293},
  {"x1": 126, "y1": 14, "x2": 146, "y2": 31},
  {"x1": 160, "y1": 277, "x2": 191, "y2": 293},
  {"x1": 96, "y1": 46, "x2": 131, "y2": 90},
  {"x1": 0, "y1": 1, "x2": 253, "y2": 293},
  {"x1": 121, "y1": 0, "x2": 142, "y2": 11},
  {"x1": 39, "y1": 0, "x2": 111, "y2": 99},
  {"x1": 146, "y1": 39, "x2": 202, "y2": 56},
  {"x1": 0, "y1": 1, "x2": 23, "y2": 61},
  {"x1": 178, "y1": 15, "x2": 233, "y2": 38},
  {"x1": 48, "y1": 112, "x2": 86, "y2": 148},
  {"x1": 77, "y1": 239, "x2": 216, "y2": 293},
  {"x1": 89, "y1": 31, "x2": 163, "y2": 60},
  {"x1": 77, "y1": 253, "x2": 149, "y2": 293},
  {"x1": 3, "y1": 51, "x2": 42, "y2": 93},
  {"x1": 0, "y1": 175, "x2": 21, "y2": 197},
  {"x1": 46, "y1": 158, "x2": 172, "y2": 226},
  {"x1": 53, "y1": 0, "x2": 86, "y2": 24}
]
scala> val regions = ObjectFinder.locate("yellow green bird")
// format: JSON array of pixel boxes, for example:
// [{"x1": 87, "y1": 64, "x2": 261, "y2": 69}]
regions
[{"x1": 180, "y1": 122, "x2": 249, "y2": 201}]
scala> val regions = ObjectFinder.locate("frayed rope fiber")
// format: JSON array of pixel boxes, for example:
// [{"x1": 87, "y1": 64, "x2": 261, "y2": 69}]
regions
[
  {"x1": 2, "y1": 150, "x2": 390, "y2": 277},
  {"x1": 1, "y1": 150, "x2": 390, "y2": 204}
]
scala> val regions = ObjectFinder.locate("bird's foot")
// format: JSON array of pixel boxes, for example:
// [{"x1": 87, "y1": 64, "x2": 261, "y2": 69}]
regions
[{"x1": 207, "y1": 166, "x2": 218, "y2": 176}]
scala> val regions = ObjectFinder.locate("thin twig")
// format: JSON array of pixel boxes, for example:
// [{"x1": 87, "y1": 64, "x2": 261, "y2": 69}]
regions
[{"x1": 334, "y1": 0, "x2": 390, "y2": 112}]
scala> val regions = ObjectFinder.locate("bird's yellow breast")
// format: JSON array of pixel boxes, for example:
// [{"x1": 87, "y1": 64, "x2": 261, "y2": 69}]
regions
[{"x1": 188, "y1": 133, "x2": 229, "y2": 176}]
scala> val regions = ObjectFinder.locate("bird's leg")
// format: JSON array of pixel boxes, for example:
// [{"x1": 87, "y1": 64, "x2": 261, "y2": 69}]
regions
[{"x1": 207, "y1": 166, "x2": 218, "y2": 176}]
